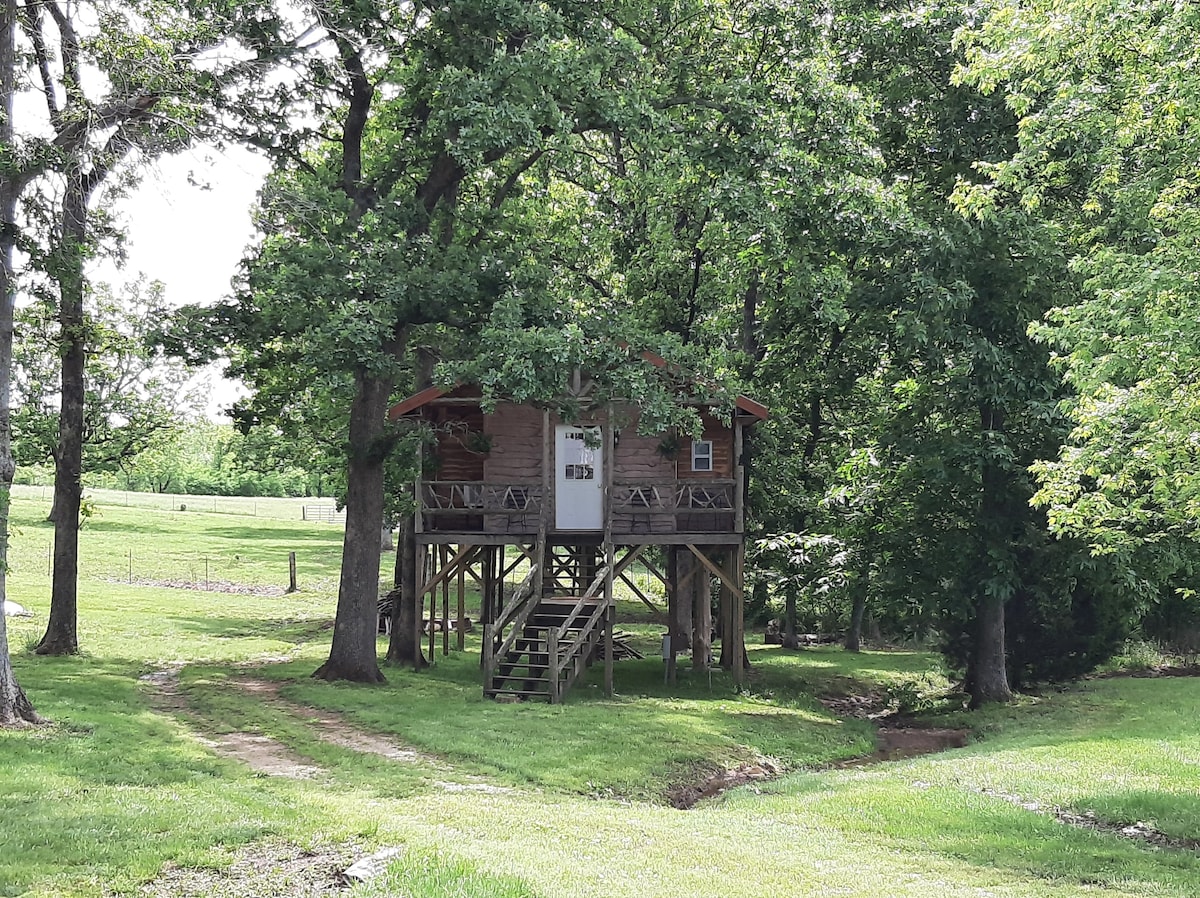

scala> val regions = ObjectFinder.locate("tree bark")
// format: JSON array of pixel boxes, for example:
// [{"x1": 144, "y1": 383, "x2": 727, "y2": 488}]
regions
[
  {"x1": 971, "y1": 589, "x2": 1011, "y2": 707},
  {"x1": 673, "y1": 548, "x2": 693, "y2": 656},
  {"x1": 0, "y1": 0, "x2": 41, "y2": 724},
  {"x1": 37, "y1": 169, "x2": 88, "y2": 656},
  {"x1": 781, "y1": 587, "x2": 799, "y2": 650},
  {"x1": 845, "y1": 589, "x2": 867, "y2": 652},
  {"x1": 385, "y1": 512, "x2": 427, "y2": 668},
  {"x1": 692, "y1": 557, "x2": 711, "y2": 671},
  {"x1": 970, "y1": 400, "x2": 1013, "y2": 707},
  {"x1": 313, "y1": 369, "x2": 391, "y2": 683}
]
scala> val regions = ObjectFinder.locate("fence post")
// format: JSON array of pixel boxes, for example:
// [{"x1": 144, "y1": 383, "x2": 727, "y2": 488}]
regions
[{"x1": 287, "y1": 551, "x2": 298, "y2": 593}]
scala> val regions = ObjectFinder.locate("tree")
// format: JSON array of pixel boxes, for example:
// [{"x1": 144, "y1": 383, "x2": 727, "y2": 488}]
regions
[
  {"x1": 956, "y1": 0, "x2": 1200, "y2": 559},
  {"x1": 13, "y1": 0, "x2": 215, "y2": 656},
  {"x1": 203, "y1": 0, "x2": 658, "y2": 682},
  {"x1": 0, "y1": 0, "x2": 41, "y2": 725},
  {"x1": 14, "y1": 278, "x2": 203, "y2": 498}
]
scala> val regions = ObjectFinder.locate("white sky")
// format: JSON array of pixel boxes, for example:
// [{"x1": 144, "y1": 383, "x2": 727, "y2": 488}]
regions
[{"x1": 98, "y1": 145, "x2": 271, "y2": 420}]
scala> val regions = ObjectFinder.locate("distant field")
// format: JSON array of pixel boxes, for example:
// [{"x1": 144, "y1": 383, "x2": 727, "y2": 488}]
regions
[
  {"x1": 11, "y1": 484, "x2": 345, "y2": 523},
  {"x1": 7, "y1": 489, "x2": 348, "y2": 606},
  {"x1": 2, "y1": 493, "x2": 1199, "y2": 898}
]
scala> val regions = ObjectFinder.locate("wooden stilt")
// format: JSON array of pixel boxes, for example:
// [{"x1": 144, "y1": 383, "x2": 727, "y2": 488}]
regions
[
  {"x1": 719, "y1": 550, "x2": 734, "y2": 670},
  {"x1": 729, "y1": 540, "x2": 739, "y2": 686},
  {"x1": 666, "y1": 546, "x2": 679, "y2": 685},
  {"x1": 427, "y1": 546, "x2": 436, "y2": 664},
  {"x1": 693, "y1": 547, "x2": 711, "y2": 672},
  {"x1": 442, "y1": 545, "x2": 450, "y2": 656},
  {"x1": 604, "y1": 541, "x2": 614, "y2": 697},
  {"x1": 457, "y1": 548, "x2": 466, "y2": 652}
]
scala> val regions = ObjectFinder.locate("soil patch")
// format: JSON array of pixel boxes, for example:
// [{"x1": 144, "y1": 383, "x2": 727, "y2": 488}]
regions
[
  {"x1": 109, "y1": 577, "x2": 286, "y2": 597},
  {"x1": 232, "y1": 677, "x2": 442, "y2": 766},
  {"x1": 1092, "y1": 664, "x2": 1200, "y2": 679},
  {"x1": 819, "y1": 691, "x2": 890, "y2": 719},
  {"x1": 133, "y1": 839, "x2": 363, "y2": 897},
  {"x1": 837, "y1": 726, "x2": 970, "y2": 767},
  {"x1": 669, "y1": 759, "x2": 783, "y2": 809},
  {"x1": 979, "y1": 788, "x2": 1200, "y2": 852},
  {"x1": 140, "y1": 668, "x2": 323, "y2": 779}
]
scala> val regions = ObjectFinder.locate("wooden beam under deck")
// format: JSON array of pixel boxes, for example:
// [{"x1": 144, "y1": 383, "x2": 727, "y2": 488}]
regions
[{"x1": 416, "y1": 531, "x2": 745, "y2": 546}]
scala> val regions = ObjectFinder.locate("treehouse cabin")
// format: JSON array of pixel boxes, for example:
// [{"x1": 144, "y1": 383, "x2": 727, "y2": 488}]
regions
[{"x1": 388, "y1": 360, "x2": 767, "y2": 703}]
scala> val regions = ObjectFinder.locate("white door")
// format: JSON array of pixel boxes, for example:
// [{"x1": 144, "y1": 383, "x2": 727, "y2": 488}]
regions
[{"x1": 555, "y1": 425, "x2": 603, "y2": 530}]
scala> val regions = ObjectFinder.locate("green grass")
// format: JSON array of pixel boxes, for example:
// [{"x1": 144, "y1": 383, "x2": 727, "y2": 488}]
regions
[
  {"x1": 2, "y1": 491, "x2": 1200, "y2": 897},
  {"x1": 356, "y1": 853, "x2": 543, "y2": 898}
]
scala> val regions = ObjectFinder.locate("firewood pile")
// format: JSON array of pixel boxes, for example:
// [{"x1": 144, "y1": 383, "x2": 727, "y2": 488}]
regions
[{"x1": 595, "y1": 631, "x2": 644, "y2": 661}]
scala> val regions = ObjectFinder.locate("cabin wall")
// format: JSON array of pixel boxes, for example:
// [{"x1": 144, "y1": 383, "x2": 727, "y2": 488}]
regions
[
  {"x1": 483, "y1": 402, "x2": 545, "y2": 534},
  {"x1": 430, "y1": 405, "x2": 486, "y2": 482},
  {"x1": 613, "y1": 410, "x2": 676, "y2": 480},
  {"x1": 612, "y1": 409, "x2": 676, "y2": 534},
  {"x1": 415, "y1": 399, "x2": 741, "y2": 537},
  {"x1": 676, "y1": 412, "x2": 735, "y2": 480},
  {"x1": 483, "y1": 403, "x2": 544, "y2": 481}
]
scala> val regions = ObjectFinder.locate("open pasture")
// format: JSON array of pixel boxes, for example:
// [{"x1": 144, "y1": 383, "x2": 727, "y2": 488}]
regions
[{"x1": 2, "y1": 494, "x2": 1198, "y2": 897}]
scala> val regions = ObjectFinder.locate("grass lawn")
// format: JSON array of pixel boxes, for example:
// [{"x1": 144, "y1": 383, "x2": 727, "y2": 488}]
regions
[{"x1": 2, "y1": 492, "x2": 1199, "y2": 897}]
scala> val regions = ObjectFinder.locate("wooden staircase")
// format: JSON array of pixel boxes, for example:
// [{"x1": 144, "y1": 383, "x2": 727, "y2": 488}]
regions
[
  {"x1": 486, "y1": 597, "x2": 608, "y2": 701},
  {"x1": 483, "y1": 532, "x2": 613, "y2": 703}
]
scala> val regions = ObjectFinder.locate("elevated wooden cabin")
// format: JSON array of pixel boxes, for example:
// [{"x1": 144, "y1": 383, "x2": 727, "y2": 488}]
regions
[{"x1": 389, "y1": 366, "x2": 767, "y2": 702}]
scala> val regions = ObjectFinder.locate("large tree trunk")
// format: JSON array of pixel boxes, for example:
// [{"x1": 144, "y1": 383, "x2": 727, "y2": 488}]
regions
[
  {"x1": 673, "y1": 548, "x2": 693, "y2": 657},
  {"x1": 313, "y1": 369, "x2": 391, "y2": 683},
  {"x1": 385, "y1": 512, "x2": 427, "y2": 668},
  {"x1": 781, "y1": 587, "x2": 800, "y2": 650},
  {"x1": 0, "y1": 0, "x2": 41, "y2": 724},
  {"x1": 971, "y1": 590, "x2": 1011, "y2": 707},
  {"x1": 38, "y1": 171, "x2": 88, "y2": 656},
  {"x1": 970, "y1": 401, "x2": 1013, "y2": 707},
  {"x1": 692, "y1": 556, "x2": 711, "y2": 671},
  {"x1": 845, "y1": 589, "x2": 867, "y2": 652}
]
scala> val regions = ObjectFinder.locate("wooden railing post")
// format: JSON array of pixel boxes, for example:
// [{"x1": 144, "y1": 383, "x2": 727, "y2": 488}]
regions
[
  {"x1": 548, "y1": 625, "x2": 560, "y2": 704},
  {"x1": 483, "y1": 623, "x2": 495, "y2": 693}
]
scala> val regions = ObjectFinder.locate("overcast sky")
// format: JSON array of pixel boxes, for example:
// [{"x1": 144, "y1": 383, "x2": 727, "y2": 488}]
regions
[{"x1": 98, "y1": 145, "x2": 271, "y2": 419}]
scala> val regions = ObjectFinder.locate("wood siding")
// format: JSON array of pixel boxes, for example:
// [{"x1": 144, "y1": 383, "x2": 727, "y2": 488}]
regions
[
  {"x1": 483, "y1": 403, "x2": 545, "y2": 533},
  {"x1": 431, "y1": 405, "x2": 486, "y2": 482},
  {"x1": 676, "y1": 412, "x2": 735, "y2": 480}
]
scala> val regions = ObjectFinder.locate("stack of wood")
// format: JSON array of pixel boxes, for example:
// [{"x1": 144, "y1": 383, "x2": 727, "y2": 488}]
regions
[{"x1": 595, "y1": 631, "x2": 645, "y2": 661}]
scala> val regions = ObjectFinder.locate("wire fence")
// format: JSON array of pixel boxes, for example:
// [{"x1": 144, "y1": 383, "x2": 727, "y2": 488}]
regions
[
  {"x1": 11, "y1": 485, "x2": 343, "y2": 524},
  {"x1": 20, "y1": 541, "x2": 341, "y2": 596}
]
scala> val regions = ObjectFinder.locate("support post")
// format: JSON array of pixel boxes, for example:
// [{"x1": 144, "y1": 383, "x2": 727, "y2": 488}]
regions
[
  {"x1": 542, "y1": 408, "x2": 552, "y2": 534},
  {"x1": 666, "y1": 546, "x2": 679, "y2": 685},
  {"x1": 604, "y1": 540, "x2": 614, "y2": 697},
  {"x1": 734, "y1": 542, "x2": 746, "y2": 686},
  {"x1": 426, "y1": 546, "x2": 436, "y2": 665},
  {"x1": 483, "y1": 623, "x2": 495, "y2": 692},
  {"x1": 548, "y1": 625, "x2": 560, "y2": 704},
  {"x1": 719, "y1": 551, "x2": 734, "y2": 670},
  {"x1": 693, "y1": 547, "x2": 712, "y2": 672},
  {"x1": 457, "y1": 549, "x2": 466, "y2": 652},
  {"x1": 441, "y1": 545, "x2": 450, "y2": 656}
]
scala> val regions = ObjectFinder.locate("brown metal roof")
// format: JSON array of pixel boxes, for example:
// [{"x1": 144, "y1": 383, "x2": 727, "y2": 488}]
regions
[{"x1": 387, "y1": 353, "x2": 769, "y2": 422}]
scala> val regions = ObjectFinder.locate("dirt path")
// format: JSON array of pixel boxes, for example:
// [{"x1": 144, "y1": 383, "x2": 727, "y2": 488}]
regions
[
  {"x1": 139, "y1": 668, "x2": 322, "y2": 779},
  {"x1": 979, "y1": 788, "x2": 1200, "y2": 852},
  {"x1": 232, "y1": 677, "x2": 439, "y2": 766},
  {"x1": 140, "y1": 667, "x2": 512, "y2": 797},
  {"x1": 133, "y1": 839, "x2": 365, "y2": 898}
]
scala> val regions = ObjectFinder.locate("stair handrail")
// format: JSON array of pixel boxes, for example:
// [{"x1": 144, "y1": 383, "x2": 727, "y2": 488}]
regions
[{"x1": 491, "y1": 528, "x2": 548, "y2": 666}]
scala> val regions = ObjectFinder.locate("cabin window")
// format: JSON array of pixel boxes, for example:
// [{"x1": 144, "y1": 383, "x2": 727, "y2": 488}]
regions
[
  {"x1": 563, "y1": 428, "x2": 596, "y2": 480},
  {"x1": 692, "y1": 440, "x2": 713, "y2": 472}
]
